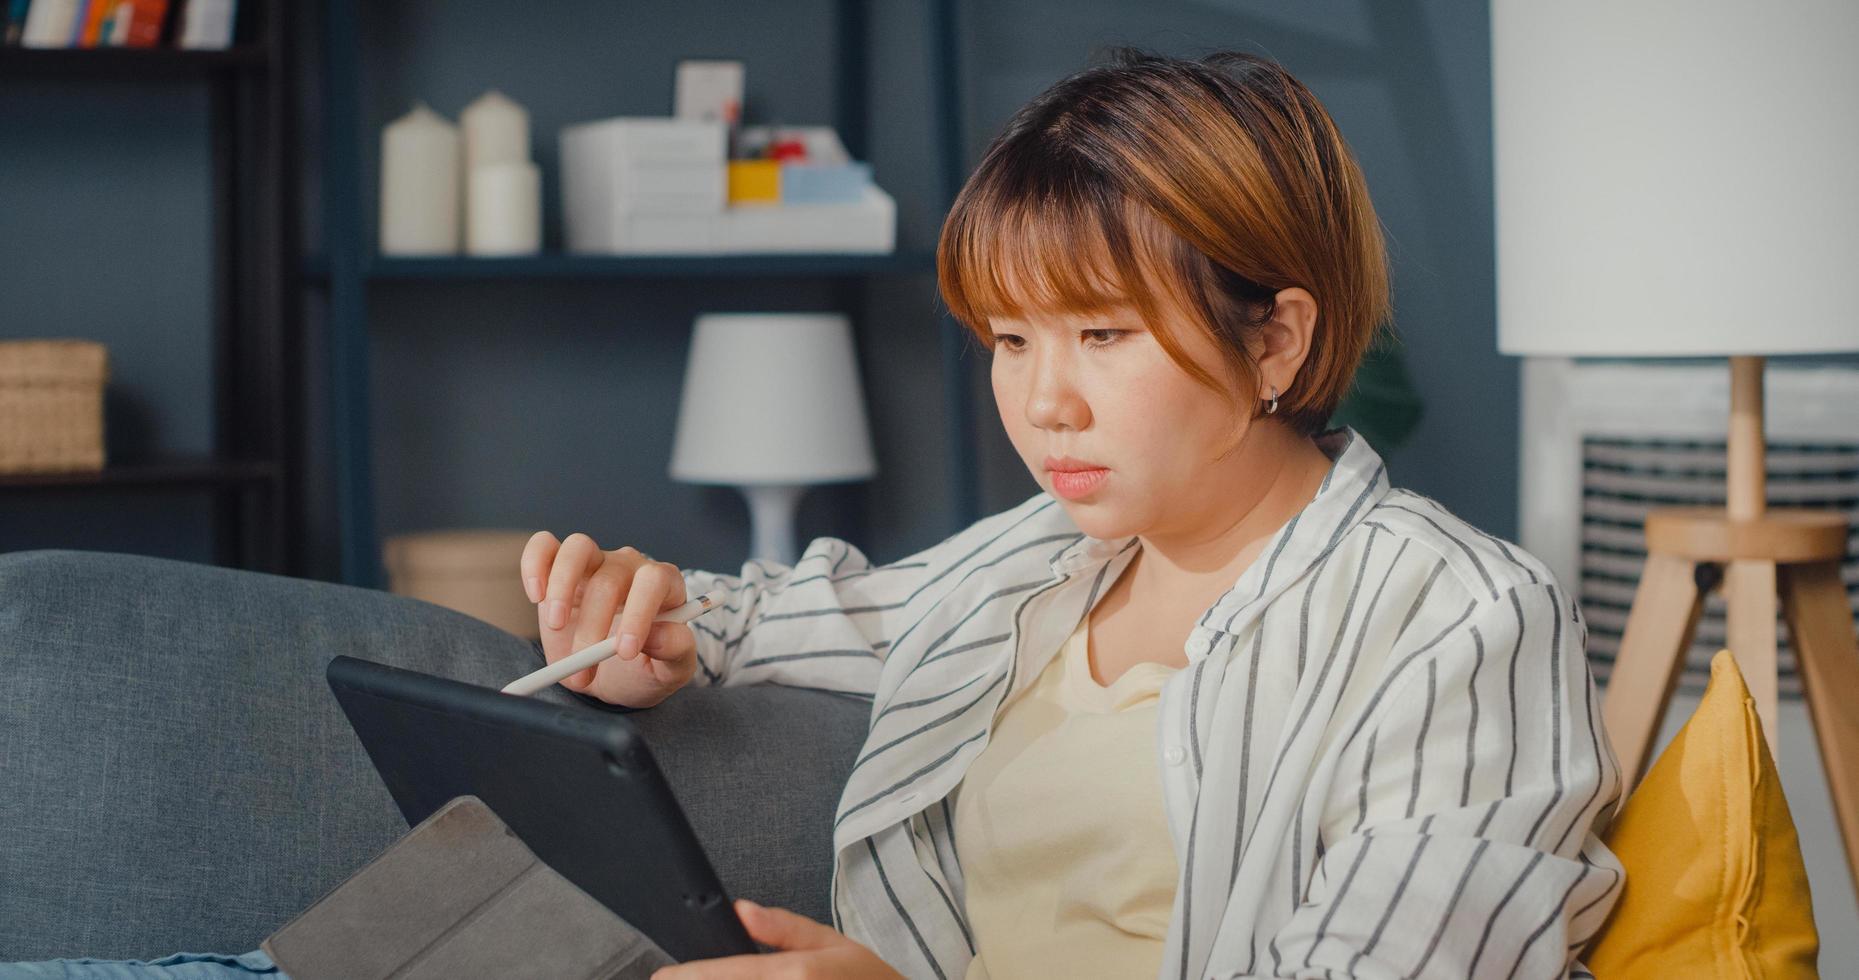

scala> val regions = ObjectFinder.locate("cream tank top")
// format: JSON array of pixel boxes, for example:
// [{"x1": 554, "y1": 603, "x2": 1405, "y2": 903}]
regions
[{"x1": 951, "y1": 613, "x2": 1182, "y2": 980}]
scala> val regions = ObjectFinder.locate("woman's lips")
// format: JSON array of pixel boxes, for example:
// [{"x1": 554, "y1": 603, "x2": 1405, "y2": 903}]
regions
[{"x1": 1050, "y1": 467, "x2": 1109, "y2": 500}]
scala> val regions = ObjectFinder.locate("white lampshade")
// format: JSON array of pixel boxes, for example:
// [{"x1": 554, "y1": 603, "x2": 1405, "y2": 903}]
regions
[
  {"x1": 1494, "y1": 0, "x2": 1859, "y2": 357},
  {"x1": 669, "y1": 312, "x2": 878, "y2": 485}
]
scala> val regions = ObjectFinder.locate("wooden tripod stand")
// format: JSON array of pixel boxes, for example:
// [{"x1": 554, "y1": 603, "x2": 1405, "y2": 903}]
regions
[{"x1": 1600, "y1": 356, "x2": 1859, "y2": 896}]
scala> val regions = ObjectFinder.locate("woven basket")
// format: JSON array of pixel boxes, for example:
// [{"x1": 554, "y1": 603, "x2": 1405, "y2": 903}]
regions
[
  {"x1": 384, "y1": 528, "x2": 541, "y2": 640},
  {"x1": 0, "y1": 339, "x2": 108, "y2": 474}
]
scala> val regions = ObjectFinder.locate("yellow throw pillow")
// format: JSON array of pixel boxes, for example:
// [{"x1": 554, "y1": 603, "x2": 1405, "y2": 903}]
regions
[{"x1": 1586, "y1": 649, "x2": 1819, "y2": 977}]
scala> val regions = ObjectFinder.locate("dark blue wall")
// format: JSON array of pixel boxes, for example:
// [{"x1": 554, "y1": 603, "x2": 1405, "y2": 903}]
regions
[{"x1": 20, "y1": 0, "x2": 1840, "y2": 582}]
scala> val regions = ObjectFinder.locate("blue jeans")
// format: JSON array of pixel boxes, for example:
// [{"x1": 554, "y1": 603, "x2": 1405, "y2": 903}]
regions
[{"x1": 0, "y1": 949, "x2": 283, "y2": 978}]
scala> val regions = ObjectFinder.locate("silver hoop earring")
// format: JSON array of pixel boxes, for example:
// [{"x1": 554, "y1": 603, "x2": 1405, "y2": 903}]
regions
[{"x1": 1265, "y1": 385, "x2": 1279, "y2": 415}]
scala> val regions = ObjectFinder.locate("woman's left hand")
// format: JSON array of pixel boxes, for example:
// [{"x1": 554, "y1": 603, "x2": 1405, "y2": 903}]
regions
[{"x1": 650, "y1": 899, "x2": 907, "y2": 979}]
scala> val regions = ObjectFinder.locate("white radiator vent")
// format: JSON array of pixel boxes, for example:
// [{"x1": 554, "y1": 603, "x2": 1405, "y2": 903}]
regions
[
  {"x1": 1577, "y1": 437, "x2": 1859, "y2": 695},
  {"x1": 1518, "y1": 359, "x2": 1859, "y2": 697}
]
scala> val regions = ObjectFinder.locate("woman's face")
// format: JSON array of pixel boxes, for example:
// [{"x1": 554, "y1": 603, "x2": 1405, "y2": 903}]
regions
[{"x1": 989, "y1": 301, "x2": 1257, "y2": 544}]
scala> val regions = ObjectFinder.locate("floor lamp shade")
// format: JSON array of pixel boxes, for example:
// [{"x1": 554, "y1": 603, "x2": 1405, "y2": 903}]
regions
[
  {"x1": 1493, "y1": 0, "x2": 1859, "y2": 897},
  {"x1": 1493, "y1": 0, "x2": 1859, "y2": 357}
]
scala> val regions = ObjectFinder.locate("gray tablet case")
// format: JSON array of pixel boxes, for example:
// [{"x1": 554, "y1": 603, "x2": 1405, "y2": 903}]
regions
[{"x1": 261, "y1": 794, "x2": 678, "y2": 980}]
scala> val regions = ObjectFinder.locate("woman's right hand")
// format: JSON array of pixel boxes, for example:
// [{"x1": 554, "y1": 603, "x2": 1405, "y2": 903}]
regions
[{"x1": 521, "y1": 531, "x2": 702, "y2": 709}]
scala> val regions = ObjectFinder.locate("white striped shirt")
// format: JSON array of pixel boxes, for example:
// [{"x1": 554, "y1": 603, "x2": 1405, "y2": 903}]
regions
[{"x1": 680, "y1": 425, "x2": 1625, "y2": 979}]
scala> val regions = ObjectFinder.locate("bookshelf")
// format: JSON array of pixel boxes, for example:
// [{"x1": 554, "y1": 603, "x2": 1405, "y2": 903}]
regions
[
  {"x1": 312, "y1": 0, "x2": 978, "y2": 590},
  {"x1": 0, "y1": 454, "x2": 280, "y2": 490},
  {"x1": 0, "y1": 2, "x2": 301, "y2": 576},
  {"x1": 0, "y1": 44, "x2": 265, "y2": 74},
  {"x1": 302, "y1": 251, "x2": 939, "y2": 283}
]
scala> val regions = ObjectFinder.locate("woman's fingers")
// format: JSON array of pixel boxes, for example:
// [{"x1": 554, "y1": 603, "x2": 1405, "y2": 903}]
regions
[
  {"x1": 532, "y1": 534, "x2": 607, "y2": 691},
  {"x1": 520, "y1": 531, "x2": 559, "y2": 604},
  {"x1": 541, "y1": 533, "x2": 603, "y2": 632},
  {"x1": 623, "y1": 622, "x2": 696, "y2": 688},
  {"x1": 572, "y1": 556, "x2": 640, "y2": 665},
  {"x1": 522, "y1": 535, "x2": 701, "y2": 705},
  {"x1": 646, "y1": 620, "x2": 698, "y2": 667},
  {"x1": 612, "y1": 560, "x2": 687, "y2": 663}
]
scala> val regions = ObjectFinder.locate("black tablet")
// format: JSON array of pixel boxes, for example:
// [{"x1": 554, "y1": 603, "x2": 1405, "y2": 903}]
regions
[{"x1": 325, "y1": 654, "x2": 758, "y2": 964}]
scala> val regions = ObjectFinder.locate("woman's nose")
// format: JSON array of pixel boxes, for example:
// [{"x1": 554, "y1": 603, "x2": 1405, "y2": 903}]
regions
[{"x1": 1024, "y1": 358, "x2": 1089, "y2": 431}]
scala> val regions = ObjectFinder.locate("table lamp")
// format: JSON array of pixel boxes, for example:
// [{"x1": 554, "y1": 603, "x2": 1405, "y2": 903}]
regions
[
  {"x1": 669, "y1": 312, "x2": 877, "y2": 565},
  {"x1": 1493, "y1": 0, "x2": 1859, "y2": 892}
]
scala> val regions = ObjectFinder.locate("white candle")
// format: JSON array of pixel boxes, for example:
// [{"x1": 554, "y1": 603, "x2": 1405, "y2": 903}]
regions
[
  {"x1": 462, "y1": 89, "x2": 530, "y2": 173},
  {"x1": 380, "y1": 102, "x2": 460, "y2": 256},
  {"x1": 467, "y1": 161, "x2": 542, "y2": 256}
]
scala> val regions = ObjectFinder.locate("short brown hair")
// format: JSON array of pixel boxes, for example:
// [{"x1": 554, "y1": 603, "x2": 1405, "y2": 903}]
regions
[{"x1": 936, "y1": 47, "x2": 1393, "y2": 437}]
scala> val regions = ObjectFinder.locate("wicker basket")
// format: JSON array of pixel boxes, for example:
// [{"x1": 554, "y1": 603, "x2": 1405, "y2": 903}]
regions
[
  {"x1": 0, "y1": 339, "x2": 108, "y2": 474},
  {"x1": 384, "y1": 528, "x2": 541, "y2": 640}
]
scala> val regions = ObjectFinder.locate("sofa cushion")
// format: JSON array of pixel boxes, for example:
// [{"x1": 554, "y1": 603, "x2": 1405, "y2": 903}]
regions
[{"x1": 1586, "y1": 649, "x2": 1819, "y2": 977}]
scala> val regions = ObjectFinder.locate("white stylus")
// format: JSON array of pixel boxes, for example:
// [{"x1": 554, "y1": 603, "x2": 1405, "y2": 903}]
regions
[{"x1": 501, "y1": 591, "x2": 722, "y2": 697}]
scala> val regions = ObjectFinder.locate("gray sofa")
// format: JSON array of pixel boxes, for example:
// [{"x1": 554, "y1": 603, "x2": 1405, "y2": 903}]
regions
[{"x1": 0, "y1": 548, "x2": 870, "y2": 964}]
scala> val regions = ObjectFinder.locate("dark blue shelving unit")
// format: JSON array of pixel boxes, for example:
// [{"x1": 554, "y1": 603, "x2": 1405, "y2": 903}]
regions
[
  {"x1": 0, "y1": 6, "x2": 299, "y2": 576},
  {"x1": 303, "y1": 251, "x2": 939, "y2": 282},
  {"x1": 312, "y1": 0, "x2": 978, "y2": 590}
]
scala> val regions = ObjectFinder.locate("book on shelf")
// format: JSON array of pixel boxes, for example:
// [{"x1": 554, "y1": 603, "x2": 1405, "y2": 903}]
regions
[
  {"x1": 174, "y1": 0, "x2": 233, "y2": 49},
  {"x1": 9, "y1": 0, "x2": 234, "y2": 49},
  {"x1": 115, "y1": 0, "x2": 167, "y2": 45},
  {"x1": 16, "y1": 0, "x2": 77, "y2": 46},
  {"x1": 5, "y1": 0, "x2": 30, "y2": 45},
  {"x1": 75, "y1": 0, "x2": 110, "y2": 45}
]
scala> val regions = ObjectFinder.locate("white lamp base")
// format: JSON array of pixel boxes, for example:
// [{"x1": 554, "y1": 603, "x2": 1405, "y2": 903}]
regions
[{"x1": 735, "y1": 483, "x2": 808, "y2": 566}]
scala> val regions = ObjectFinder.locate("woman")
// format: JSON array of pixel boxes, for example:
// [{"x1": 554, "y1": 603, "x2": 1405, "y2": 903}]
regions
[
  {"x1": 9, "y1": 47, "x2": 1622, "y2": 980},
  {"x1": 562, "y1": 47, "x2": 1621, "y2": 980}
]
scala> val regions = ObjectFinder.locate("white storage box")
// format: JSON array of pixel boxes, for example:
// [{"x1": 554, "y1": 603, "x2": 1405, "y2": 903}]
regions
[
  {"x1": 577, "y1": 184, "x2": 896, "y2": 255},
  {"x1": 717, "y1": 184, "x2": 894, "y2": 252},
  {"x1": 560, "y1": 116, "x2": 726, "y2": 164},
  {"x1": 615, "y1": 161, "x2": 726, "y2": 210},
  {"x1": 561, "y1": 116, "x2": 728, "y2": 252},
  {"x1": 562, "y1": 114, "x2": 894, "y2": 255}
]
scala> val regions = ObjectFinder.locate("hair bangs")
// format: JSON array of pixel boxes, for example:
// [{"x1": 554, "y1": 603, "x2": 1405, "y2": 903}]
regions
[{"x1": 938, "y1": 165, "x2": 1178, "y2": 344}]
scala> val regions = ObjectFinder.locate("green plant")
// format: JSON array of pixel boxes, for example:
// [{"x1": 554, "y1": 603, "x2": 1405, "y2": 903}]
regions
[{"x1": 1327, "y1": 330, "x2": 1423, "y2": 450}]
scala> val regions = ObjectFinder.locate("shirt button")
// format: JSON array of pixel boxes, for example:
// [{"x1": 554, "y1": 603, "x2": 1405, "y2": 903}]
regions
[{"x1": 1164, "y1": 745, "x2": 1186, "y2": 766}]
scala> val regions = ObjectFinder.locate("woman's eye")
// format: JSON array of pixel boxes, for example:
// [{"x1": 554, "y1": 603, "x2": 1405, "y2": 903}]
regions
[{"x1": 992, "y1": 330, "x2": 1122, "y2": 354}]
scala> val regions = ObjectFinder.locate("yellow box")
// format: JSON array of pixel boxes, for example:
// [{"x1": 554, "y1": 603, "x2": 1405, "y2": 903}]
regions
[{"x1": 726, "y1": 160, "x2": 781, "y2": 203}]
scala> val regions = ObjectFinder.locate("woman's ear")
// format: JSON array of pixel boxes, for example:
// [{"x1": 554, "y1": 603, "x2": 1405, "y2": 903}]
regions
[{"x1": 1255, "y1": 286, "x2": 1317, "y2": 396}]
